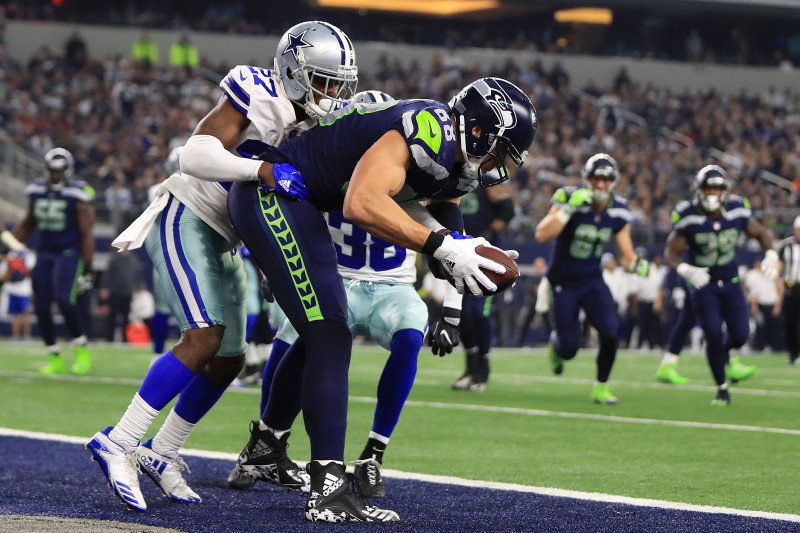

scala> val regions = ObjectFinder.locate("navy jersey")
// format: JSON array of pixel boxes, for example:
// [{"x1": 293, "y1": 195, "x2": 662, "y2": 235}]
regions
[
  {"x1": 25, "y1": 179, "x2": 94, "y2": 252},
  {"x1": 672, "y1": 196, "x2": 750, "y2": 282},
  {"x1": 460, "y1": 187, "x2": 495, "y2": 237},
  {"x1": 260, "y1": 99, "x2": 471, "y2": 212},
  {"x1": 546, "y1": 187, "x2": 631, "y2": 285}
]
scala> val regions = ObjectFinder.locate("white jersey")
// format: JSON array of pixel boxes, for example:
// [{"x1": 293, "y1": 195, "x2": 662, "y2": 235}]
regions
[
  {"x1": 326, "y1": 211, "x2": 417, "y2": 284},
  {"x1": 163, "y1": 65, "x2": 313, "y2": 244}
]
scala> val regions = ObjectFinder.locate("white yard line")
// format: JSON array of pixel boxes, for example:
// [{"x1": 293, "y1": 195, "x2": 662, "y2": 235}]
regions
[
  {"x1": 1, "y1": 426, "x2": 798, "y2": 524},
  {"x1": 3, "y1": 369, "x2": 800, "y2": 435}
]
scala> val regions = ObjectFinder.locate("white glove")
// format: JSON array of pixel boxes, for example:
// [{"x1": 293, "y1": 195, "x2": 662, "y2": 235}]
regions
[
  {"x1": 535, "y1": 276, "x2": 551, "y2": 314},
  {"x1": 677, "y1": 262, "x2": 710, "y2": 289},
  {"x1": 760, "y1": 249, "x2": 779, "y2": 280},
  {"x1": 433, "y1": 235, "x2": 506, "y2": 295}
]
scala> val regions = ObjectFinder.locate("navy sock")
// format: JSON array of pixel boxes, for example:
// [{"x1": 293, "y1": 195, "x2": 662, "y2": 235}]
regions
[
  {"x1": 175, "y1": 370, "x2": 227, "y2": 424},
  {"x1": 150, "y1": 312, "x2": 169, "y2": 354},
  {"x1": 597, "y1": 331, "x2": 618, "y2": 383},
  {"x1": 300, "y1": 320, "x2": 352, "y2": 461},
  {"x1": 138, "y1": 351, "x2": 195, "y2": 411},
  {"x1": 360, "y1": 437, "x2": 387, "y2": 463},
  {"x1": 260, "y1": 338, "x2": 292, "y2": 417},
  {"x1": 372, "y1": 329, "x2": 421, "y2": 438},
  {"x1": 245, "y1": 314, "x2": 258, "y2": 343}
]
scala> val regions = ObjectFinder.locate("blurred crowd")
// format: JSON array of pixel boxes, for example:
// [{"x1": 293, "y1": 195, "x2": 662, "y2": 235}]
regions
[
  {"x1": 2, "y1": 28, "x2": 800, "y2": 244},
  {"x1": 5, "y1": 1, "x2": 800, "y2": 67}
]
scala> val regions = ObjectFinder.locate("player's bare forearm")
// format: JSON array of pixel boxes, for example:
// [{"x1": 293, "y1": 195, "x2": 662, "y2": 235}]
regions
[
  {"x1": 664, "y1": 231, "x2": 686, "y2": 271},
  {"x1": 745, "y1": 217, "x2": 774, "y2": 252},
  {"x1": 535, "y1": 205, "x2": 565, "y2": 243},
  {"x1": 12, "y1": 212, "x2": 35, "y2": 244},
  {"x1": 77, "y1": 202, "x2": 95, "y2": 266},
  {"x1": 615, "y1": 224, "x2": 637, "y2": 270},
  {"x1": 346, "y1": 191, "x2": 433, "y2": 252}
]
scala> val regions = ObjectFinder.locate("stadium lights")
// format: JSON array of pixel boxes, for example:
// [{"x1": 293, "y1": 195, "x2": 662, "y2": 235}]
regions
[
  {"x1": 554, "y1": 7, "x2": 613, "y2": 25},
  {"x1": 315, "y1": 0, "x2": 501, "y2": 16}
]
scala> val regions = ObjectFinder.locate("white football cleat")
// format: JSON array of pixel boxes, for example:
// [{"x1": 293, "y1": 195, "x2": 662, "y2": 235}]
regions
[
  {"x1": 136, "y1": 438, "x2": 201, "y2": 503},
  {"x1": 86, "y1": 426, "x2": 146, "y2": 511}
]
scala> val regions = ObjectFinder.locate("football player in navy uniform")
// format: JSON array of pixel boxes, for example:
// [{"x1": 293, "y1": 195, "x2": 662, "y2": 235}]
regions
[
  {"x1": 86, "y1": 21, "x2": 360, "y2": 515},
  {"x1": 13, "y1": 148, "x2": 94, "y2": 375},
  {"x1": 655, "y1": 275, "x2": 694, "y2": 384},
  {"x1": 227, "y1": 91, "x2": 431, "y2": 500},
  {"x1": 226, "y1": 77, "x2": 536, "y2": 522},
  {"x1": 450, "y1": 173, "x2": 515, "y2": 391},
  {"x1": 664, "y1": 165, "x2": 776, "y2": 405},
  {"x1": 535, "y1": 154, "x2": 649, "y2": 404}
]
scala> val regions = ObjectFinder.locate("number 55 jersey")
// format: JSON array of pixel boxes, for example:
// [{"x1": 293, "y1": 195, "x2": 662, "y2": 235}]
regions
[{"x1": 671, "y1": 195, "x2": 751, "y2": 283}]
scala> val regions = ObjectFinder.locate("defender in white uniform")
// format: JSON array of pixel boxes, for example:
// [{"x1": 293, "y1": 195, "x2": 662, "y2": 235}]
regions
[{"x1": 87, "y1": 21, "x2": 362, "y2": 516}]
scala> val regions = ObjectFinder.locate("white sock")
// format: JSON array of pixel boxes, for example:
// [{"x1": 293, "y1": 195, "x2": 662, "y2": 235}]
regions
[
  {"x1": 661, "y1": 353, "x2": 679, "y2": 366},
  {"x1": 71, "y1": 334, "x2": 88, "y2": 347},
  {"x1": 258, "y1": 419, "x2": 288, "y2": 439},
  {"x1": 151, "y1": 409, "x2": 196, "y2": 458},
  {"x1": 110, "y1": 393, "x2": 159, "y2": 447},
  {"x1": 47, "y1": 344, "x2": 60, "y2": 355},
  {"x1": 368, "y1": 431, "x2": 390, "y2": 445},
  {"x1": 244, "y1": 343, "x2": 260, "y2": 366}
]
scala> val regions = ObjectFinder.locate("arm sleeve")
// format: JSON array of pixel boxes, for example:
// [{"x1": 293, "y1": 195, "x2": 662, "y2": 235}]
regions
[{"x1": 180, "y1": 134, "x2": 263, "y2": 182}]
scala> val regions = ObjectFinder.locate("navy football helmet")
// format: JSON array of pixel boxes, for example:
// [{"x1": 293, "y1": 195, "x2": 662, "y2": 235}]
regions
[
  {"x1": 44, "y1": 147, "x2": 74, "y2": 189},
  {"x1": 448, "y1": 77, "x2": 537, "y2": 187},
  {"x1": 581, "y1": 153, "x2": 620, "y2": 203},
  {"x1": 693, "y1": 165, "x2": 730, "y2": 212},
  {"x1": 275, "y1": 21, "x2": 358, "y2": 119}
]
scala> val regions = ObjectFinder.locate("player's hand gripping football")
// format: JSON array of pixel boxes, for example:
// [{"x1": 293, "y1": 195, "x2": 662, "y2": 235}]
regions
[
  {"x1": 425, "y1": 307, "x2": 461, "y2": 356},
  {"x1": 433, "y1": 234, "x2": 510, "y2": 295},
  {"x1": 677, "y1": 262, "x2": 710, "y2": 289}
]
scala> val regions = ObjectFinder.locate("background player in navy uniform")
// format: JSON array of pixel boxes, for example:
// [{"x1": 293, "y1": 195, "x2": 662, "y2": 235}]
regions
[
  {"x1": 86, "y1": 21, "x2": 358, "y2": 513},
  {"x1": 535, "y1": 153, "x2": 649, "y2": 405},
  {"x1": 664, "y1": 165, "x2": 777, "y2": 405},
  {"x1": 656, "y1": 273, "x2": 695, "y2": 384},
  {"x1": 13, "y1": 148, "x2": 94, "y2": 375},
  {"x1": 450, "y1": 171, "x2": 515, "y2": 391},
  {"x1": 227, "y1": 77, "x2": 536, "y2": 522}
]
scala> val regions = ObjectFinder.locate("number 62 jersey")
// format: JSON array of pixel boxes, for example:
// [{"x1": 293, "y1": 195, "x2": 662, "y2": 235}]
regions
[{"x1": 671, "y1": 195, "x2": 751, "y2": 283}]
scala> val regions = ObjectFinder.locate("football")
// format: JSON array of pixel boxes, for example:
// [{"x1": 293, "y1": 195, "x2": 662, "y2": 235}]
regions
[{"x1": 447, "y1": 245, "x2": 520, "y2": 296}]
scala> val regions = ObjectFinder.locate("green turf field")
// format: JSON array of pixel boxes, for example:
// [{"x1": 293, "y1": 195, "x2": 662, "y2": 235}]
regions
[{"x1": 1, "y1": 340, "x2": 799, "y2": 514}]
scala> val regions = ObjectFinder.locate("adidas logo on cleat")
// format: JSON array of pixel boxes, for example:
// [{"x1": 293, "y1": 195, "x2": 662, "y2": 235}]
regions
[
  {"x1": 322, "y1": 472, "x2": 344, "y2": 496},
  {"x1": 249, "y1": 440, "x2": 275, "y2": 460}
]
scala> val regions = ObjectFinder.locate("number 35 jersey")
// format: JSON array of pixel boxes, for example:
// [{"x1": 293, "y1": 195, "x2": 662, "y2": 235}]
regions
[
  {"x1": 672, "y1": 196, "x2": 751, "y2": 282},
  {"x1": 546, "y1": 186, "x2": 631, "y2": 285},
  {"x1": 259, "y1": 99, "x2": 473, "y2": 212},
  {"x1": 327, "y1": 211, "x2": 417, "y2": 284}
]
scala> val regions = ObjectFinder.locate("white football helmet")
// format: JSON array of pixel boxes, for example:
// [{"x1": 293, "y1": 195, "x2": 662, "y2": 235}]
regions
[
  {"x1": 352, "y1": 90, "x2": 394, "y2": 104},
  {"x1": 693, "y1": 165, "x2": 730, "y2": 213},
  {"x1": 274, "y1": 21, "x2": 358, "y2": 119},
  {"x1": 44, "y1": 147, "x2": 74, "y2": 189}
]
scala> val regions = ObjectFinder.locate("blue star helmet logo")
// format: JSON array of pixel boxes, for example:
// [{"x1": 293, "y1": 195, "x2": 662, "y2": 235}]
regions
[{"x1": 282, "y1": 29, "x2": 313, "y2": 62}]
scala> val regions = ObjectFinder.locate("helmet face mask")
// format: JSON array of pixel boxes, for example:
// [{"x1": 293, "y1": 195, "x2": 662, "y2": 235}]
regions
[
  {"x1": 44, "y1": 147, "x2": 74, "y2": 190},
  {"x1": 449, "y1": 77, "x2": 537, "y2": 187},
  {"x1": 693, "y1": 165, "x2": 729, "y2": 213},
  {"x1": 275, "y1": 21, "x2": 358, "y2": 119},
  {"x1": 581, "y1": 153, "x2": 619, "y2": 204}
]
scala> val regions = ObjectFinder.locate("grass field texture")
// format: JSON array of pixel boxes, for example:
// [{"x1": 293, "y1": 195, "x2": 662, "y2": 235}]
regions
[{"x1": 1, "y1": 340, "x2": 798, "y2": 515}]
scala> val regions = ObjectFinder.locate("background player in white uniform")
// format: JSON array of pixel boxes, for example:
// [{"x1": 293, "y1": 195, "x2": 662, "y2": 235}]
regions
[
  {"x1": 86, "y1": 21, "x2": 358, "y2": 512},
  {"x1": 227, "y1": 91, "x2": 437, "y2": 499}
]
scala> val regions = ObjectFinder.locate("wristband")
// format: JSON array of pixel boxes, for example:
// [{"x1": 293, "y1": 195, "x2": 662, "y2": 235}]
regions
[
  {"x1": 554, "y1": 208, "x2": 571, "y2": 225},
  {"x1": 422, "y1": 231, "x2": 446, "y2": 255}
]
